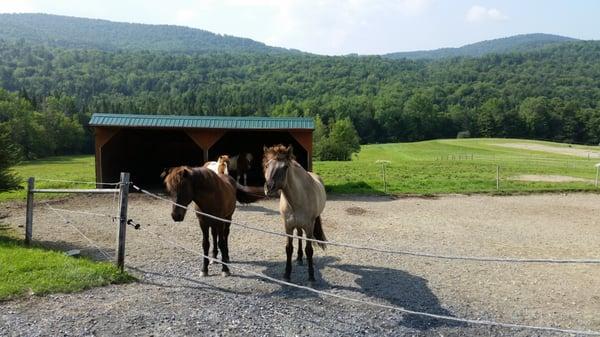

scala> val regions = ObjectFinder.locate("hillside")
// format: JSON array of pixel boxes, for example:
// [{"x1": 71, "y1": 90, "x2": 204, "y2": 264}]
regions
[
  {"x1": 384, "y1": 33, "x2": 577, "y2": 60},
  {"x1": 0, "y1": 13, "x2": 290, "y2": 54}
]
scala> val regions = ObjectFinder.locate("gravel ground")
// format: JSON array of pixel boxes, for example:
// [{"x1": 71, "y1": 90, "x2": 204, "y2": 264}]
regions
[{"x1": 1, "y1": 192, "x2": 600, "y2": 336}]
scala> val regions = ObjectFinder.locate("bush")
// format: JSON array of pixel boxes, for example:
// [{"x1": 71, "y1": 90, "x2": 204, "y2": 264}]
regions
[{"x1": 314, "y1": 117, "x2": 361, "y2": 161}]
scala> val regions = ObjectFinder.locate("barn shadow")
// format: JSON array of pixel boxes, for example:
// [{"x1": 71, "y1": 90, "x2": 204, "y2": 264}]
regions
[{"x1": 240, "y1": 256, "x2": 462, "y2": 330}]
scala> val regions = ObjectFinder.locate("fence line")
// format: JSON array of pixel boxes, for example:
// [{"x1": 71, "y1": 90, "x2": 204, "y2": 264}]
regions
[
  {"x1": 35, "y1": 178, "x2": 121, "y2": 186},
  {"x1": 131, "y1": 184, "x2": 600, "y2": 265},
  {"x1": 139, "y1": 224, "x2": 600, "y2": 336},
  {"x1": 46, "y1": 203, "x2": 112, "y2": 260},
  {"x1": 43, "y1": 206, "x2": 117, "y2": 220}
]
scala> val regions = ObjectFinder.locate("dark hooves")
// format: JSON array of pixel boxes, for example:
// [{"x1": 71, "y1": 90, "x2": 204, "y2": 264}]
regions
[{"x1": 296, "y1": 259, "x2": 304, "y2": 266}]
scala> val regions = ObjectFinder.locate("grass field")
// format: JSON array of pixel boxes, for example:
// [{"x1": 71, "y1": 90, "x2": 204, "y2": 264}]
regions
[
  {"x1": 0, "y1": 226, "x2": 133, "y2": 301},
  {"x1": 314, "y1": 138, "x2": 600, "y2": 194},
  {"x1": 1, "y1": 139, "x2": 600, "y2": 201}
]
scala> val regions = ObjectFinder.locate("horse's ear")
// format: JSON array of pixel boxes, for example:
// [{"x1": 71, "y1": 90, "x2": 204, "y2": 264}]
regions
[
  {"x1": 160, "y1": 168, "x2": 169, "y2": 179},
  {"x1": 182, "y1": 167, "x2": 192, "y2": 178},
  {"x1": 263, "y1": 145, "x2": 268, "y2": 153},
  {"x1": 286, "y1": 145, "x2": 294, "y2": 156}
]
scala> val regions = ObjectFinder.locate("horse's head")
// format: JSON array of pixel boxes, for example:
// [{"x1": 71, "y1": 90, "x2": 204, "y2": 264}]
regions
[
  {"x1": 161, "y1": 166, "x2": 195, "y2": 222},
  {"x1": 263, "y1": 144, "x2": 294, "y2": 197},
  {"x1": 218, "y1": 155, "x2": 230, "y2": 166},
  {"x1": 245, "y1": 153, "x2": 254, "y2": 169}
]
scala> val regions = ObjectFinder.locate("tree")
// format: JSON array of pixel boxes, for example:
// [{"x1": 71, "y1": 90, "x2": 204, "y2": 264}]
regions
[
  {"x1": 319, "y1": 118, "x2": 361, "y2": 161},
  {"x1": 0, "y1": 128, "x2": 21, "y2": 191}
]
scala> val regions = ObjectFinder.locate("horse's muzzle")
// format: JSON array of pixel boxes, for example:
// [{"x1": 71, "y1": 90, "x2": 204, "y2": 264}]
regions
[
  {"x1": 264, "y1": 184, "x2": 279, "y2": 198},
  {"x1": 171, "y1": 211, "x2": 185, "y2": 222}
]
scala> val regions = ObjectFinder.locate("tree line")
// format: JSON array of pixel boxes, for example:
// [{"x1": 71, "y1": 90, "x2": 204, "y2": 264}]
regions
[{"x1": 2, "y1": 39, "x2": 600, "y2": 166}]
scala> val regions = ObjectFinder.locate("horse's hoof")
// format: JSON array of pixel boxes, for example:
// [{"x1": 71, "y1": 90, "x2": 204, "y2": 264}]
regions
[
  {"x1": 283, "y1": 275, "x2": 291, "y2": 282},
  {"x1": 221, "y1": 271, "x2": 231, "y2": 277},
  {"x1": 200, "y1": 271, "x2": 208, "y2": 277},
  {"x1": 296, "y1": 259, "x2": 303, "y2": 266},
  {"x1": 308, "y1": 280, "x2": 316, "y2": 287}
]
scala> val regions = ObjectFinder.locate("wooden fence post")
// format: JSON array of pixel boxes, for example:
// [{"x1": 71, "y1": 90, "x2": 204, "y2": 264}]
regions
[
  {"x1": 595, "y1": 164, "x2": 599, "y2": 188},
  {"x1": 25, "y1": 177, "x2": 35, "y2": 245},
  {"x1": 116, "y1": 172, "x2": 130, "y2": 272}
]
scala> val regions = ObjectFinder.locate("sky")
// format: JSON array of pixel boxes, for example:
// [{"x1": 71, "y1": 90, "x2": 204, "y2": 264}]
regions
[{"x1": 0, "y1": 0, "x2": 599, "y2": 55}]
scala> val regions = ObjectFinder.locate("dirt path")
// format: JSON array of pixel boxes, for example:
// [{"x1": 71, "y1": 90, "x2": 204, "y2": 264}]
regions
[
  {"x1": 1, "y1": 193, "x2": 600, "y2": 336},
  {"x1": 492, "y1": 142, "x2": 600, "y2": 158}
]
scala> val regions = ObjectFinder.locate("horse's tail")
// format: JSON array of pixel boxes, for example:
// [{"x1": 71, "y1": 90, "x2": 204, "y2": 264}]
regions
[
  {"x1": 235, "y1": 183, "x2": 265, "y2": 204},
  {"x1": 313, "y1": 216, "x2": 327, "y2": 250}
]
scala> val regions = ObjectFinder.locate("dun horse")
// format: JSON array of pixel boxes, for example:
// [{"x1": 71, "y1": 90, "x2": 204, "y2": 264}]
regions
[
  {"x1": 203, "y1": 155, "x2": 230, "y2": 175},
  {"x1": 263, "y1": 145, "x2": 327, "y2": 282},
  {"x1": 162, "y1": 166, "x2": 263, "y2": 276},
  {"x1": 229, "y1": 153, "x2": 253, "y2": 185}
]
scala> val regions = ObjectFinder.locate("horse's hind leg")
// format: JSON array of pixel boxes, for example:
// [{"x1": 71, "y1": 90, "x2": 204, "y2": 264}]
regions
[
  {"x1": 296, "y1": 228, "x2": 303, "y2": 265},
  {"x1": 284, "y1": 228, "x2": 294, "y2": 281},
  {"x1": 209, "y1": 226, "x2": 218, "y2": 264},
  {"x1": 218, "y1": 224, "x2": 231, "y2": 277},
  {"x1": 200, "y1": 222, "x2": 210, "y2": 277},
  {"x1": 305, "y1": 240, "x2": 315, "y2": 282}
]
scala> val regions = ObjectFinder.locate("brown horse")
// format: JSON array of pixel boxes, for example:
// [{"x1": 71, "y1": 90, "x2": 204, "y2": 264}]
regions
[
  {"x1": 162, "y1": 166, "x2": 263, "y2": 276},
  {"x1": 263, "y1": 145, "x2": 327, "y2": 282},
  {"x1": 229, "y1": 153, "x2": 253, "y2": 185}
]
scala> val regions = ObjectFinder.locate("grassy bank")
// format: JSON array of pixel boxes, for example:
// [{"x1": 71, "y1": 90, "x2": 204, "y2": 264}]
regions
[{"x1": 0, "y1": 226, "x2": 133, "y2": 301}]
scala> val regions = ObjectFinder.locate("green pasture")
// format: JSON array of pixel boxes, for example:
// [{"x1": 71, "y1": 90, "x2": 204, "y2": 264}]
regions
[
  {"x1": 2, "y1": 139, "x2": 600, "y2": 201},
  {"x1": 314, "y1": 138, "x2": 600, "y2": 194}
]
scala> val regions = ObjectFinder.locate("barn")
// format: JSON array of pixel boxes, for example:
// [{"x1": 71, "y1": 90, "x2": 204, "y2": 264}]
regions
[{"x1": 89, "y1": 113, "x2": 314, "y2": 187}]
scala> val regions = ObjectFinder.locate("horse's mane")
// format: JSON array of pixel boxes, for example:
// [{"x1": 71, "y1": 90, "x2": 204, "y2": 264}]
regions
[
  {"x1": 263, "y1": 144, "x2": 296, "y2": 167},
  {"x1": 162, "y1": 166, "x2": 193, "y2": 193}
]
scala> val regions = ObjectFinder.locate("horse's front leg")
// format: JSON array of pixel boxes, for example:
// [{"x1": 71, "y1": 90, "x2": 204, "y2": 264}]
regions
[
  {"x1": 296, "y1": 228, "x2": 303, "y2": 265},
  {"x1": 305, "y1": 239, "x2": 315, "y2": 283},
  {"x1": 284, "y1": 227, "x2": 294, "y2": 281},
  {"x1": 218, "y1": 223, "x2": 231, "y2": 277},
  {"x1": 209, "y1": 226, "x2": 218, "y2": 264},
  {"x1": 200, "y1": 221, "x2": 210, "y2": 277}
]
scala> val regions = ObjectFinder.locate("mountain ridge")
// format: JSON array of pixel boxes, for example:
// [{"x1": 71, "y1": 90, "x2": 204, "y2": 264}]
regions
[
  {"x1": 0, "y1": 13, "x2": 582, "y2": 59},
  {"x1": 383, "y1": 33, "x2": 578, "y2": 59}
]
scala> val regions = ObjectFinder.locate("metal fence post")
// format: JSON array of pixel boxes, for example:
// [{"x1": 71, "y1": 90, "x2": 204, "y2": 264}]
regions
[
  {"x1": 496, "y1": 165, "x2": 500, "y2": 191},
  {"x1": 25, "y1": 177, "x2": 35, "y2": 245},
  {"x1": 116, "y1": 172, "x2": 130, "y2": 272}
]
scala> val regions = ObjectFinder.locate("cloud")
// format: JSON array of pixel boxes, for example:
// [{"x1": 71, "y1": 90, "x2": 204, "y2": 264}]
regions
[
  {"x1": 466, "y1": 5, "x2": 508, "y2": 23},
  {"x1": 0, "y1": 0, "x2": 36, "y2": 13}
]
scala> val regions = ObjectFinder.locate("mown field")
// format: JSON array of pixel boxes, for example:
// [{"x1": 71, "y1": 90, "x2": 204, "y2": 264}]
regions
[
  {"x1": 2, "y1": 139, "x2": 600, "y2": 202},
  {"x1": 315, "y1": 138, "x2": 600, "y2": 194}
]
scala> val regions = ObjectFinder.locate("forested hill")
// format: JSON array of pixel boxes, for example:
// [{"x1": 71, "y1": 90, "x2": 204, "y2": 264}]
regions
[
  {"x1": 0, "y1": 13, "x2": 290, "y2": 54},
  {"x1": 384, "y1": 33, "x2": 577, "y2": 60}
]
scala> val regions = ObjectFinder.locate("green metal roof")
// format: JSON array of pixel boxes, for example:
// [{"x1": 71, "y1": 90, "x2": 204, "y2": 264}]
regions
[{"x1": 89, "y1": 113, "x2": 314, "y2": 130}]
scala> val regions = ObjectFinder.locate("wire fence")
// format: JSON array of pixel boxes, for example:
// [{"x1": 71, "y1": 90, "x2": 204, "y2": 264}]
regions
[
  {"x1": 21, "y1": 179, "x2": 600, "y2": 335},
  {"x1": 131, "y1": 184, "x2": 600, "y2": 265}
]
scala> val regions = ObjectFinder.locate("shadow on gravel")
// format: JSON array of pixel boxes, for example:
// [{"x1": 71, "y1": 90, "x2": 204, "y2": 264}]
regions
[
  {"x1": 243, "y1": 256, "x2": 463, "y2": 331},
  {"x1": 128, "y1": 266, "x2": 251, "y2": 296},
  {"x1": 236, "y1": 204, "x2": 280, "y2": 216}
]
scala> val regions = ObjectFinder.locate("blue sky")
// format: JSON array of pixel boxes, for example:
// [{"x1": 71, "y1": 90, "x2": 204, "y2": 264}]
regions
[{"x1": 1, "y1": 0, "x2": 598, "y2": 55}]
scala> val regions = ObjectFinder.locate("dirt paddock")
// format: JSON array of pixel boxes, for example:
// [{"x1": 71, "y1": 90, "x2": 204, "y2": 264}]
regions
[{"x1": 1, "y1": 192, "x2": 600, "y2": 336}]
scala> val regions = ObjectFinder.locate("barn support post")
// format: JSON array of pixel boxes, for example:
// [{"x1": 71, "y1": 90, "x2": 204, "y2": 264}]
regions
[
  {"x1": 25, "y1": 177, "x2": 35, "y2": 246},
  {"x1": 116, "y1": 172, "x2": 130, "y2": 272}
]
